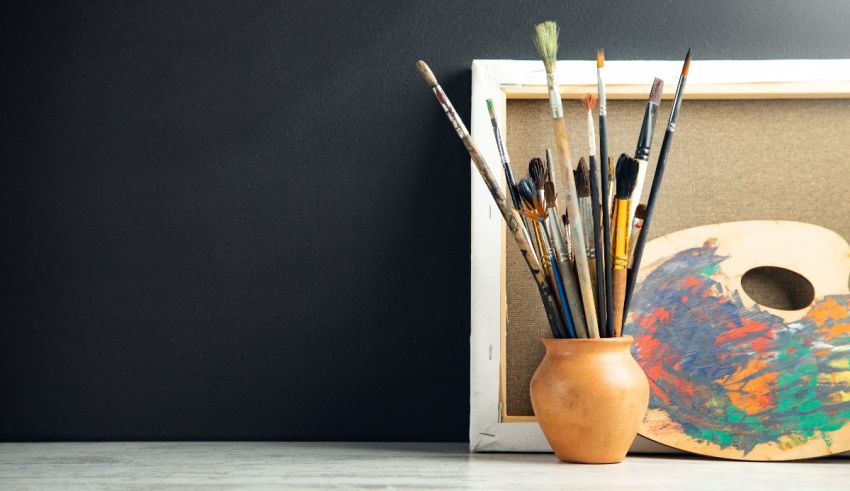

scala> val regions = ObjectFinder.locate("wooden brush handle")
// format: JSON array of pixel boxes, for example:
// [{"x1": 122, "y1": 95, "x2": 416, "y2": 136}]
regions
[{"x1": 612, "y1": 268, "x2": 627, "y2": 336}]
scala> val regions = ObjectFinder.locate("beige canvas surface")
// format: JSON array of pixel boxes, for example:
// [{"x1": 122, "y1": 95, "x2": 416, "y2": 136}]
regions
[{"x1": 503, "y1": 98, "x2": 850, "y2": 416}]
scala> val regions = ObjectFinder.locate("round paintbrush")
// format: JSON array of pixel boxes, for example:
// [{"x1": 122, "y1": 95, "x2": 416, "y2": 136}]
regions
[
  {"x1": 534, "y1": 21, "x2": 598, "y2": 338},
  {"x1": 624, "y1": 50, "x2": 692, "y2": 318},
  {"x1": 611, "y1": 154, "x2": 638, "y2": 335},
  {"x1": 582, "y1": 92, "x2": 607, "y2": 335}
]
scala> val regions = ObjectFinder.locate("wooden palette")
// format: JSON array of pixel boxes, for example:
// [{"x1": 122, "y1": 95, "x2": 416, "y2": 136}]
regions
[{"x1": 624, "y1": 221, "x2": 850, "y2": 460}]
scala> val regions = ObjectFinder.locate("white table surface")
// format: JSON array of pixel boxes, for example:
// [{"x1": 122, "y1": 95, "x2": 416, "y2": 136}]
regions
[{"x1": 0, "y1": 442, "x2": 848, "y2": 490}]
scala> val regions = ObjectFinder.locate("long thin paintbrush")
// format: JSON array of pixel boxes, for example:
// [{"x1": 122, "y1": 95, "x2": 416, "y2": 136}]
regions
[
  {"x1": 534, "y1": 21, "x2": 599, "y2": 338},
  {"x1": 624, "y1": 50, "x2": 691, "y2": 317},
  {"x1": 417, "y1": 60, "x2": 567, "y2": 338},
  {"x1": 582, "y1": 93, "x2": 606, "y2": 333},
  {"x1": 486, "y1": 98, "x2": 537, "y2": 262},
  {"x1": 611, "y1": 154, "x2": 638, "y2": 336},
  {"x1": 629, "y1": 78, "x2": 664, "y2": 226},
  {"x1": 486, "y1": 99, "x2": 521, "y2": 211},
  {"x1": 596, "y1": 49, "x2": 614, "y2": 338}
]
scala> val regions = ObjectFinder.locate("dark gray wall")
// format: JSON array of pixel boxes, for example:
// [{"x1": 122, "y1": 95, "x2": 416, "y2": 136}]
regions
[{"x1": 2, "y1": 1, "x2": 849, "y2": 441}]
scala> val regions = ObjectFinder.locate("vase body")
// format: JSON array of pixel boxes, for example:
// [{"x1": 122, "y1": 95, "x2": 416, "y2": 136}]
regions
[{"x1": 530, "y1": 336, "x2": 649, "y2": 463}]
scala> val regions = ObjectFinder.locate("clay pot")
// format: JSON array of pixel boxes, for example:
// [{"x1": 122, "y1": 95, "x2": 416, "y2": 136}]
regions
[{"x1": 530, "y1": 336, "x2": 649, "y2": 464}]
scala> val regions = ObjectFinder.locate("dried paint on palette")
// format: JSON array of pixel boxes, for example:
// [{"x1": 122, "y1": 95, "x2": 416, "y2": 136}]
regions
[{"x1": 626, "y1": 239, "x2": 850, "y2": 454}]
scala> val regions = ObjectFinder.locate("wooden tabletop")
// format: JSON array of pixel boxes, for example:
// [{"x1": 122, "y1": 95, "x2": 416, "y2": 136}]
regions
[{"x1": 1, "y1": 442, "x2": 848, "y2": 490}]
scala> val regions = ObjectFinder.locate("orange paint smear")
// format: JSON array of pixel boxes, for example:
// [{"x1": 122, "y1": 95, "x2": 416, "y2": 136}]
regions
[
  {"x1": 824, "y1": 322, "x2": 850, "y2": 341},
  {"x1": 808, "y1": 297, "x2": 850, "y2": 326},
  {"x1": 717, "y1": 358, "x2": 777, "y2": 414}
]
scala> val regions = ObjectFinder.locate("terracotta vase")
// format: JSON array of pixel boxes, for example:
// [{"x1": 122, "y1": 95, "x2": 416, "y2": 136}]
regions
[{"x1": 530, "y1": 336, "x2": 649, "y2": 464}]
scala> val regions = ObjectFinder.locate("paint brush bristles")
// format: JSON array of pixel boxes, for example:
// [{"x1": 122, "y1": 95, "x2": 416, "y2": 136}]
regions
[
  {"x1": 416, "y1": 60, "x2": 566, "y2": 338},
  {"x1": 534, "y1": 21, "x2": 598, "y2": 338},
  {"x1": 624, "y1": 49, "x2": 692, "y2": 318},
  {"x1": 596, "y1": 49, "x2": 614, "y2": 337},
  {"x1": 576, "y1": 158, "x2": 593, "y2": 258}
]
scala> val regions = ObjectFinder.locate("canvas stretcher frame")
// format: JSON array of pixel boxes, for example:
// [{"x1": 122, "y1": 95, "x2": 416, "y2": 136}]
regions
[{"x1": 468, "y1": 58, "x2": 850, "y2": 453}]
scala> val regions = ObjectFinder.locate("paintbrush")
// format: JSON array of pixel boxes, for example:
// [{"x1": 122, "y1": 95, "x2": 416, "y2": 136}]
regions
[
  {"x1": 534, "y1": 21, "x2": 599, "y2": 338},
  {"x1": 596, "y1": 50, "x2": 614, "y2": 337},
  {"x1": 611, "y1": 154, "x2": 638, "y2": 336},
  {"x1": 628, "y1": 204, "x2": 647, "y2": 268},
  {"x1": 486, "y1": 99, "x2": 538, "y2": 264},
  {"x1": 518, "y1": 177, "x2": 577, "y2": 338},
  {"x1": 561, "y1": 213, "x2": 572, "y2": 261},
  {"x1": 575, "y1": 159, "x2": 596, "y2": 302},
  {"x1": 581, "y1": 93, "x2": 606, "y2": 334},
  {"x1": 486, "y1": 99, "x2": 522, "y2": 211},
  {"x1": 629, "y1": 78, "x2": 664, "y2": 227},
  {"x1": 624, "y1": 49, "x2": 691, "y2": 318},
  {"x1": 417, "y1": 60, "x2": 567, "y2": 339}
]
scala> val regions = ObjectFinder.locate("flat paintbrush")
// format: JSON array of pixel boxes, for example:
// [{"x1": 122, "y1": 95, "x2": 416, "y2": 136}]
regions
[
  {"x1": 597, "y1": 49, "x2": 614, "y2": 337},
  {"x1": 611, "y1": 154, "x2": 638, "y2": 336},
  {"x1": 417, "y1": 60, "x2": 567, "y2": 339},
  {"x1": 624, "y1": 49, "x2": 691, "y2": 318},
  {"x1": 629, "y1": 78, "x2": 664, "y2": 226},
  {"x1": 534, "y1": 21, "x2": 599, "y2": 338}
]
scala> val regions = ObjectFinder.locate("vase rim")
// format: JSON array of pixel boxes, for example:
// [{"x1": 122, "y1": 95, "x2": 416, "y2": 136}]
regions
[
  {"x1": 542, "y1": 335, "x2": 634, "y2": 352},
  {"x1": 543, "y1": 335, "x2": 633, "y2": 343}
]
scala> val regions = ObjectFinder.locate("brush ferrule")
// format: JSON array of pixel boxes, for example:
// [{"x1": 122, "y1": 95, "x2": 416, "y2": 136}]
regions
[
  {"x1": 612, "y1": 199, "x2": 631, "y2": 270},
  {"x1": 545, "y1": 210, "x2": 569, "y2": 263},
  {"x1": 546, "y1": 72, "x2": 564, "y2": 119},
  {"x1": 668, "y1": 75, "x2": 687, "y2": 131},
  {"x1": 597, "y1": 70, "x2": 607, "y2": 116},
  {"x1": 635, "y1": 102, "x2": 659, "y2": 161},
  {"x1": 627, "y1": 218, "x2": 644, "y2": 268}
]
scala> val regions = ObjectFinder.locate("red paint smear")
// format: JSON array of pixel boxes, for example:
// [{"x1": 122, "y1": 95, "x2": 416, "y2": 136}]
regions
[
  {"x1": 749, "y1": 336, "x2": 771, "y2": 353},
  {"x1": 634, "y1": 306, "x2": 702, "y2": 406},
  {"x1": 681, "y1": 295, "x2": 689, "y2": 303},
  {"x1": 715, "y1": 318, "x2": 770, "y2": 345},
  {"x1": 682, "y1": 276, "x2": 701, "y2": 289}
]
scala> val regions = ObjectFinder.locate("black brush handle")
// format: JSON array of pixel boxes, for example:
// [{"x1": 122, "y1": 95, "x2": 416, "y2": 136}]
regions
[
  {"x1": 623, "y1": 129, "x2": 672, "y2": 317},
  {"x1": 598, "y1": 115, "x2": 614, "y2": 337},
  {"x1": 588, "y1": 155, "x2": 606, "y2": 332}
]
